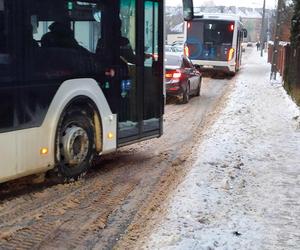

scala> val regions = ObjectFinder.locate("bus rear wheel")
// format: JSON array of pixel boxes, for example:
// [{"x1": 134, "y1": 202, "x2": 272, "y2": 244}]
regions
[{"x1": 56, "y1": 109, "x2": 95, "y2": 180}]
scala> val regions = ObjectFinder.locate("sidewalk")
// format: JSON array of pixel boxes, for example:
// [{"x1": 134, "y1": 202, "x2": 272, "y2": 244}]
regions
[{"x1": 142, "y1": 50, "x2": 300, "y2": 250}]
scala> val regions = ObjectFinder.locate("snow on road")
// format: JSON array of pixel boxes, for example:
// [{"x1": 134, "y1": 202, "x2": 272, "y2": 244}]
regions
[{"x1": 142, "y1": 49, "x2": 300, "y2": 250}]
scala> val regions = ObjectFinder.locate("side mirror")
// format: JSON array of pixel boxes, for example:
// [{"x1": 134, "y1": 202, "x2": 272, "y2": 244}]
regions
[
  {"x1": 182, "y1": 0, "x2": 194, "y2": 21},
  {"x1": 242, "y1": 29, "x2": 248, "y2": 38}
]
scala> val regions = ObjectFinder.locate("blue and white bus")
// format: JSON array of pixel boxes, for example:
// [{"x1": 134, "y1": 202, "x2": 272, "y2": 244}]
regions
[{"x1": 184, "y1": 13, "x2": 247, "y2": 75}]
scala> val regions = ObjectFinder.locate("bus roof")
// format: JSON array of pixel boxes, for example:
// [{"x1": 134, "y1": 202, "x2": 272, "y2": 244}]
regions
[{"x1": 192, "y1": 13, "x2": 241, "y2": 22}]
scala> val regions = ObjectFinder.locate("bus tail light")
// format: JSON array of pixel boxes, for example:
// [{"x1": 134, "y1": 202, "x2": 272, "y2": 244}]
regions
[
  {"x1": 227, "y1": 48, "x2": 235, "y2": 61},
  {"x1": 184, "y1": 45, "x2": 190, "y2": 57}
]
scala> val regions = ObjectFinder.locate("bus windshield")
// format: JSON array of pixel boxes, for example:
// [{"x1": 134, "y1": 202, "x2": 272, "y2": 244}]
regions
[{"x1": 186, "y1": 20, "x2": 234, "y2": 61}]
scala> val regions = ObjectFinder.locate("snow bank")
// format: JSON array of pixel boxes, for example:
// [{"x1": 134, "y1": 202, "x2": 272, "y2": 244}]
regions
[{"x1": 142, "y1": 50, "x2": 300, "y2": 249}]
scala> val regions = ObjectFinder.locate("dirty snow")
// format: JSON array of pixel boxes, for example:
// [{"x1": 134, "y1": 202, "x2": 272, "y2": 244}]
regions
[{"x1": 142, "y1": 49, "x2": 300, "y2": 250}]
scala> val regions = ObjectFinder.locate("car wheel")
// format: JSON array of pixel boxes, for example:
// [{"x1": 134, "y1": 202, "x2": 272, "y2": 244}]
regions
[
  {"x1": 56, "y1": 109, "x2": 95, "y2": 180},
  {"x1": 181, "y1": 84, "x2": 190, "y2": 104}
]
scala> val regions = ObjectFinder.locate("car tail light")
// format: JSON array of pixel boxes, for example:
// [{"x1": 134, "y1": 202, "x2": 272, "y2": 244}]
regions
[
  {"x1": 168, "y1": 86, "x2": 180, "y2": 91},
  {"x1": 187, "y1": 22, "x2": 191, "y2": 29},
  {"x1": 227, "y1": 48, "x2": 235, "y2": 61},
  {"x1": 165, "y1": 71, "x2": 182, "y2": 79},
  {"x1": 173, "y1": 72, "x2": 182, "y2": 78},
  {"x1": 229, "y1": 24, "x2": 234, "y2": 32},
  {"x1": 165, "y1": 72, "x2": 173, "y2": 78}
]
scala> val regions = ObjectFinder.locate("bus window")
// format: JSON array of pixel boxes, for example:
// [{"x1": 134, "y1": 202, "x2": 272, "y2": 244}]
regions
[
  {"x1": 0, "y1": 0, "x2": 10, "y2": 62},
  {"x1": 0, "y1": 0, "x2": 15, "y2": 131},
  {"x1": 20, "y1": 0, "x2": 104, "y2": 129},
  {"x1": 0, "y1": 0, "x2": 6, "y2": 54},
  {"x1": 73, "y1": 1, "x2": 102, "y2": 53}
]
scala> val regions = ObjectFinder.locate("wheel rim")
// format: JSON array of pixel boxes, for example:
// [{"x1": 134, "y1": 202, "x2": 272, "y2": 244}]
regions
[{"x1": 60, "y1": 125, "x2": 90, "y2": 167}]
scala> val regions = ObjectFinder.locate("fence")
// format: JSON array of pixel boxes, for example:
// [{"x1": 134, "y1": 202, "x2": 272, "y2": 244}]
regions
[
  {"x1": 268, "y1": 43, "x2": 300, "y2": 85},
  {"x1": 268, "y1": 43, "x2": 288, "y2": 78}
]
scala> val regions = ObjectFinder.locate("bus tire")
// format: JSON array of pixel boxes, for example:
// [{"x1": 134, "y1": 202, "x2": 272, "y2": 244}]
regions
[{"x1": 56, "y1": 109, "x2": 95, "y2": 180}]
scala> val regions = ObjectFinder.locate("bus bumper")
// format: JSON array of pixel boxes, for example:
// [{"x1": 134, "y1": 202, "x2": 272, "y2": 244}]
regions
[{"x1": 192, "y1": 60, "x2": 236, "y2": 74}]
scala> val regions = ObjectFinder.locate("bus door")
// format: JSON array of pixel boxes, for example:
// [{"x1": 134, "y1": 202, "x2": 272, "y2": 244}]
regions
[
  {"x1": 116, "y1": 0, "x2": 140, "y2": 140},
  {"x1": 117, "y1": 0, "x2": 163, "y2": 143},
  {"x1": 236, "y1": 28, "x2": 243, "y2": 70},
  {"x1": 142, "y1": 0, "x2": 163, "y2": 134}
]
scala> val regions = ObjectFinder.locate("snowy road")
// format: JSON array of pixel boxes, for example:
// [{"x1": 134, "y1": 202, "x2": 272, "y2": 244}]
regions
[
  {"x1": 1, "y1": 48, "x2": 298, "y2": 250},
  {"x1": 0, "y1": 53, "x2": 234, "y2": 249},
  {"x1": 138, "y1": 49, "x2": 300, "y2": 250}
]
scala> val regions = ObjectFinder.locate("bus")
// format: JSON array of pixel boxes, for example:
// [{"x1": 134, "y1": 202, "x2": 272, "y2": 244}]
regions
[
  {"x1": 184, "y1": 13, "x2": 247, "y2": 76},
  {"x1": 0, "y1": 0, "x2": 164, "y2": 183}
]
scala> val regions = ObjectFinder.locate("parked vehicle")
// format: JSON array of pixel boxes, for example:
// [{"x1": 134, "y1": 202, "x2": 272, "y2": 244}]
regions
[{"x1": 165, "y1": 53, "x2": 202, "y2": 104}]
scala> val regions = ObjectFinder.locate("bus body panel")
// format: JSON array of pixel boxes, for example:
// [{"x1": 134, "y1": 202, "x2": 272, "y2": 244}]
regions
[
  {"x1": 41, "y1": 78, "x2": 117, "y2": 155},
  {"x1": 0, "y1": 132, "x2": 17, "y2": 182},
  {"x1": 190, "y1": 59, "x2": 236, "y2": 72},
  {"x1": 0, "y1": 79, "x2": 117, "y2": 184}
]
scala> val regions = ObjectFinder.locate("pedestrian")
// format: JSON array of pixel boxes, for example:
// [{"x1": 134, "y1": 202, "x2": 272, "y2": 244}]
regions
[{"x1": 256, "y1": 41, "x2": 260, "y2": 51}]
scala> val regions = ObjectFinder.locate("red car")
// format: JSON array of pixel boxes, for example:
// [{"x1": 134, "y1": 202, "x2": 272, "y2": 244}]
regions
[{"x1": 165, "y1": 53, "x2": 202, "y2": 104}]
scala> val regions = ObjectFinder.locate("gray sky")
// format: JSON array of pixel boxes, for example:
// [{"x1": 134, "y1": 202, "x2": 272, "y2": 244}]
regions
[{"x1": 166, "y1": 0, "x2": 276, "y2": 9}]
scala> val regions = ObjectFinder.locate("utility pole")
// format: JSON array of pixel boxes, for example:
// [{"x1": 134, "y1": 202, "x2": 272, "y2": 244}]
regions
[
  {"x1": 270, "y1": 0, "x2": 284, "y2": 80},
  {"x1": 260, "y1": 0, "x2": 266, "y2": 57}
]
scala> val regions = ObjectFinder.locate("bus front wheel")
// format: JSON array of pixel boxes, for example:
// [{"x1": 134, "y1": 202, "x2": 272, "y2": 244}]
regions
[{"x1": 56, "y1": 109, "x2": 95, "y2": 180}]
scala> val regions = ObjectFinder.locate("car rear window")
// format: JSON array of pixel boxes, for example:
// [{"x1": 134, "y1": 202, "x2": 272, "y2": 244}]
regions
[{"x1": 165, "y1": 55, "x2": 182, "y2": 67}]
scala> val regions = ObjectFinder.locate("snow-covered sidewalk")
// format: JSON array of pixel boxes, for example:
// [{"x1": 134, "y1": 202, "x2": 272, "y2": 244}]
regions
[{"x1": 142, "y1": 50, "x2": 300, "y2": 250}]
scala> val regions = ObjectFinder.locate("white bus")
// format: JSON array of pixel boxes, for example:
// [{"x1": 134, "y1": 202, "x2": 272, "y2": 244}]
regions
[
  {"x1": 184, "y1": 13, "x2": 247, "y2": 76},
  {"x1": 0, "y1": 0, "x2": 164, "y2": 183}
]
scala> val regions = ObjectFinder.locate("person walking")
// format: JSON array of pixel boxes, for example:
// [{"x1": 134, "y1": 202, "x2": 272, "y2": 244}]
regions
[{"x1": 256, "y1": 41, "x2": 260, "y2": 51}]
